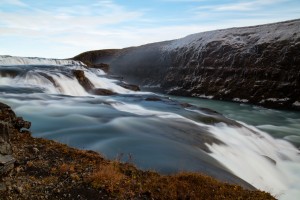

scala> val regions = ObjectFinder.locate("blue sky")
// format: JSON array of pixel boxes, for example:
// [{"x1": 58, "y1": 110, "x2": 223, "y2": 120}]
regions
[{"x1": 0, "y1": 0, "x2": 299, "y2": 58}]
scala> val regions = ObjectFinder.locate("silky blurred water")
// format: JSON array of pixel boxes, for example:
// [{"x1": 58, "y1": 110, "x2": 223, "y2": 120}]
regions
[
  {"x1": 1, "y1": 59, "x2": 300, "y2": 199},
  {"x1": 170, "y1": 96, "x2": 300, "y2": 148}
]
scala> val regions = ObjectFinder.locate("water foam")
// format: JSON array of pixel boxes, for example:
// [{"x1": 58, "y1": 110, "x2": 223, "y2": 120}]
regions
[
  {"x1": 112, "y1": 102, "x2": 300, "y2": 200},
  {"x1": 206, "y1": 122, "x2": 300, "y2": 200}
]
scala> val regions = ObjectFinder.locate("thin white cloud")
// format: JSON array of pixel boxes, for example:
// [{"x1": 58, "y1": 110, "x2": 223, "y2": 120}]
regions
[
  {"x1": 0, "y1": 0, "x2": 28, "y2": 7},
  {"x1": 0, "y1": 1, "x2": 144, "y2": 33},
  {"x1": 162, "y1": 0, "x2": 206, "y2": 2},
  {"x1": 214, "y1": 0, "x2": 287, "y2": 11}
]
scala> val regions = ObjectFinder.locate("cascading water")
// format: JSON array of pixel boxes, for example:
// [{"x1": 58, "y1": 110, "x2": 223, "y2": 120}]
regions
[{"x1": 1, "y1": 55, "x2": 300, "y2": 200}]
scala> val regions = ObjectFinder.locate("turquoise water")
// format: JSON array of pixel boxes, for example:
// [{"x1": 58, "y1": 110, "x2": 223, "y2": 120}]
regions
[{"x1": 170, "y1": 96, "x2": 300, "y2": 148}]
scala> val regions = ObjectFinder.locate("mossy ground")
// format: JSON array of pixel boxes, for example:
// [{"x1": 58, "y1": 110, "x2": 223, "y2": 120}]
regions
[{"x1": 0, "y1": 129, "x2": 276, "y2": 200}]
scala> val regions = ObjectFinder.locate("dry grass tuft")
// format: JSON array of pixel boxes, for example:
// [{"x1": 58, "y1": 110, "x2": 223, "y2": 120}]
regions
[{"x1": 89, "y1": 162, "x2": 125, "y2": 193}]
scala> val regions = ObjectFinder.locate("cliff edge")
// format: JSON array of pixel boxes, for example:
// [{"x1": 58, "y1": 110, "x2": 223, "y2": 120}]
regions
[{"x1": 74, "y1": 19, "x2": 300, "y2": 110}]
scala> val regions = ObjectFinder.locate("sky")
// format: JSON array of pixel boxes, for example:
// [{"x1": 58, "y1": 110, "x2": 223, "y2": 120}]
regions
[{"x1": 0, "y1": 0, "x2": 299, "y2": 58}]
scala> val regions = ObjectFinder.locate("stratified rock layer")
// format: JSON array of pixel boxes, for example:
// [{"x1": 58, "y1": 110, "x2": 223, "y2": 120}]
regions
[{"x1": 74, "y1": 19, "x2": 300, "y2": 110}]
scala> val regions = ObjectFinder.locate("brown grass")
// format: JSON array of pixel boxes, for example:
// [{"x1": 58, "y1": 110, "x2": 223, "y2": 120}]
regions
[
  {"x1": 87, "y1": 162, "x2": 275, "y2": 200},
  {"x1": 1, "y1": 123, "x2": 276, "y2": 200},
  {"x1": 89, "y1": 162, "x2": 125, "y2": 193}
]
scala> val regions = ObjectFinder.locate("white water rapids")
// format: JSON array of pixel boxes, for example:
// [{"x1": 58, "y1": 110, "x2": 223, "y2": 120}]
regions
[{"x1": 1, "y1": 56, "x2": 300, "y2": 200}]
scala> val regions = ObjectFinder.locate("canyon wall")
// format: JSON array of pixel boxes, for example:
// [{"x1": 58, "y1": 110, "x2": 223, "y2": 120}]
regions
[{"x1": 74, "y1": 19, "x2": 300, "y2": 110}]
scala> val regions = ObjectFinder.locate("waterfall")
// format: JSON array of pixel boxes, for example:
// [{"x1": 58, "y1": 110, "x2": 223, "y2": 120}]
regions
[{"x1": 0, "y1": 55, "x2": 84, "y2": 66}]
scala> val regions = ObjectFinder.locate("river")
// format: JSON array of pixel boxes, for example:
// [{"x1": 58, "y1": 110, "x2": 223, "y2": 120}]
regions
[{"x1": 0, "y1": 56, "x2": 299, "y2": 200}]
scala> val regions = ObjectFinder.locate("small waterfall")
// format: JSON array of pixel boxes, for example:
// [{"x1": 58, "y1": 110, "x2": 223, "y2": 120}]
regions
[
  {"x1": 50, "y1": 73, "x2": 88, "y2": 96},
  {"x1": 84, "y1": 71, "x2": 132, "y2": 94},
  {"x1": 0, "y1": 56, "x2": 131, "y2": 96},
  {"x1": 0, "y1": 55, "x2": 84, "y2": 66}
]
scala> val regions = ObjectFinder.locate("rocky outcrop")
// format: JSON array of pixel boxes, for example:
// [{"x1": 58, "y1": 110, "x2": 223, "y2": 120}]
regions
[
  {"x1": 0, "y1": 103, "x2": 30, "y2": 178},
  {"x1": 73, "y1": 70, "x2": 94, "y2": 91},
  {"x1": 74, "y1": 19, "x2": 300, "y2": 110}
]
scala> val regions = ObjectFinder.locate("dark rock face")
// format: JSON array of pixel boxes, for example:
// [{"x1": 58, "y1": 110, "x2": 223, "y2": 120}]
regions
[
  {"x1": 0, "y1": 103, "x2": 16, "y2": 123},
  {"x1": 74, "y1": 19, "x2": 300, "y2": 110},
  {"x1": 0, "y1": 103, "x2": 31, "y2": 177}
]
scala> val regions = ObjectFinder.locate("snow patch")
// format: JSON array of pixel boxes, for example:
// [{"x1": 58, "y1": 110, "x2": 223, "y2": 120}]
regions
[
  {"x1": 197, "y1": 94, "x2": 214, "y2": 99},
  {"x1": 266, "y1": 98, "x2": 290, "y2": 102},
  {"x1": 292, "y1": 101, "x2": 300, "y2": 107},
  {"x1": 233, "y1": 98, "x2": 249, "y2": 103},
  {"x1": 162, "y1": 20, "x2": 300, "y2": 58}
]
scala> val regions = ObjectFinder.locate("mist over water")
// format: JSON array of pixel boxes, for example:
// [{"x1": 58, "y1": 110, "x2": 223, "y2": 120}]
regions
[{"x1": 1, "y1": 56, "x2": 300, "y2": 200}]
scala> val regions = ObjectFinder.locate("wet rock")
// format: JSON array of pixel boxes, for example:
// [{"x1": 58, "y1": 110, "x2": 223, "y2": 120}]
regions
[
  {"x1": 90, "y1": 88, "x2": 116, "y2": 96},
  {"x1": 73, "y1": 70, "x2": 94, "y2": 91},
  {"x1": 145, "y1": 97, "x2": 161, "y2": 101},
  {"x1": 13, "y1": 117, "x2": 31, "y2": 131},
  {"x1": 118, "y1": 83, "x2": 140, "y2": 91}
]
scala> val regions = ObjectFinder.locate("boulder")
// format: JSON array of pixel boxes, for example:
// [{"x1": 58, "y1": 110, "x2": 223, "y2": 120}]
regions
[
  {"x1": 118, "y1": 83, "x2": 140, "y2": 91},
  {"x1": 90, "y1": 88, "x2": 116, "y2": 96}
]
